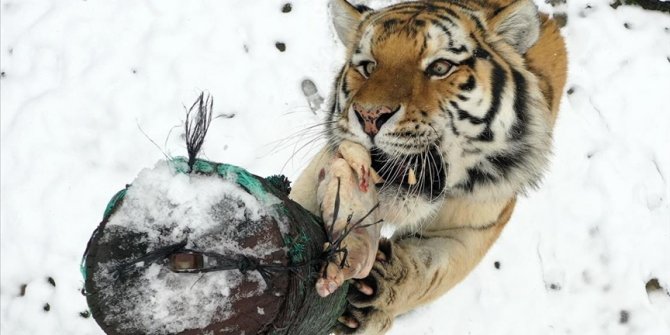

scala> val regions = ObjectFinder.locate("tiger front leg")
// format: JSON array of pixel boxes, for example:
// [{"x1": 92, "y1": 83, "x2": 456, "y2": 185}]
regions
[{"x1": 335, "y1": 199, "x2": 516, "y2": 334}]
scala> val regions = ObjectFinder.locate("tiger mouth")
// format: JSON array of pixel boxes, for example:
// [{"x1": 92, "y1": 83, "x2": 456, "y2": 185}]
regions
[{"x1": 370, "y1": 147, "x2": 446, "y2": 199}]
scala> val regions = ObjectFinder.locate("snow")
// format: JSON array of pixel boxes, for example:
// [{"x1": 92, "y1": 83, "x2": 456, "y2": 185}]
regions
[{"x1": 1, "y1": 0, "x2": 669, "y2": 334}]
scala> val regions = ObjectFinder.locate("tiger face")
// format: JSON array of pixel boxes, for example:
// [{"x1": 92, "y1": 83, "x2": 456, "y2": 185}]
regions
[{"x1": 327, "y1": 0, "x2": 553, "y2": 226}]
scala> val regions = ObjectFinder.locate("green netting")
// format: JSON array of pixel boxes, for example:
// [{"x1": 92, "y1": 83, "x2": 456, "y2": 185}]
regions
[
  {"x1": 216, "y1": 163, "x2": 267, "y2": 201},
  {"x1": 102, "y1": 188, "x2": 128, "y2": 221}
]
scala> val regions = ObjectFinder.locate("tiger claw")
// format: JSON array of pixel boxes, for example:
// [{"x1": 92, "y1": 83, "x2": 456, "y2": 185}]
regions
[
  {"x1": 354, "y1": 280, "x2": 374, "y2": 296},
  {"x1": 375, "y1": 250, "x2": 387, "y2": 262},
  {"x1": 338, "y1": 316, "x2": 360, "y2": 329}
]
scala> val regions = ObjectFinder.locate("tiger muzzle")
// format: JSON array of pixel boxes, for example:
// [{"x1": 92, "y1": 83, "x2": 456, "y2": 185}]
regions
[{"x1": 353, "y1": 103, "x2": 399, "y2": 137}]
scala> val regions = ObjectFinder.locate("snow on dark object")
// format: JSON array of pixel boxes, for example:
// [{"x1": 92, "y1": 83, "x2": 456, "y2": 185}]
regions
[{"x1": 81, "y1": 94, "x2": 348, "y2": 334}]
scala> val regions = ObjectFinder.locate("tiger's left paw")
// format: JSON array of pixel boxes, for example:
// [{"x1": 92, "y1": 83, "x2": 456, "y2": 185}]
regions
[
  {"x1": 347, "y1": 239, "x2": 406, "y2": 310},
  {"x1": 333, "y1": 239, "x2": 405, "y2": 334}
]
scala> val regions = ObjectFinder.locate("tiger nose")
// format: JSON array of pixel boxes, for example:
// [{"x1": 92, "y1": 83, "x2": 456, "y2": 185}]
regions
[{"x1": 352, "y1": 103, "x2": 399, "y2": 136}]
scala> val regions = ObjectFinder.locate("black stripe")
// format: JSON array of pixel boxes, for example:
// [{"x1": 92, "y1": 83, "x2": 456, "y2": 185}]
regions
[
  {"x1": 443, "y1": 104, "x2": 462, "y2": 136},
  {"x1": 449, "y1": 101, "x2": 484, "y2": 124},
  {"x1": 429, "y1": 19, "x2": 452, "y2": 40},
  {"x1": 461, "y1": 56, "x2": 476, "y2": 68},
  {"x1": 448, "y1": 45, "x2": 468, "y2": 54},
  {"x1": 510, "y1": 70, "x2": 528, "y2": 140},
  {"x1": 381, "y1": 8, "x2": 427, "y2": 17},
  {"x1": 332, "y1": 67, "x2": 347, "y2": 114},
  {"x1": 339, "y1": 68, "x2": 351, "y2": 99},
  {"x1": 467, "y1": 13, "x2": 487, "y2": 32},
  {"x1": 459, "y1": 75, "x2": 476, "y2": 91},
  {"x1": 433, "y1": 13, "x2": 457, "y2": 26},
  {"x1": 491, "y1": 4, "x2": 507, "y2": 16},
  {"x1": 382, "y1": 18, "x2": 400, "y2": 30},
  {"x1": 437, "y1": 6, "x2": 460, "y2": 18},
  {"x1": 341, "y1": 80, "x2": 350, "y2": 98},
  {"x1": 487, "y1": 149, "x2": 527, "y2": 178},
  {"x1": 356, "y1": 5, "x2": 373, "y2": 13},
  {"x1": 473, "y1": 46, "x2": 491, "y2": 60},
  {"x1": 457, "y1": 167, "x2": 497, "y2": 192},
  {"x1": 419, "y1": 34, "x2": 428, "y2": 55},
  {"x1": 474, "y1": 61, "x2": 506, "y2": 142},
  {"x1": 477, "y1": 128, "x2": 494, "y2": 141},
  {"x1": 433, "y1": 0, "x2": 477, "y2": 12},
  {"x1": 386, "y1": 3, "x2": 427, "y2": 11}
]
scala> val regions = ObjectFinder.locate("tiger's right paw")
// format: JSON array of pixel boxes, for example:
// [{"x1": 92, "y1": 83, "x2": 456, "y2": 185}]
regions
[{"x1": 315, "y1": 141, "x2": 381, "y2": 298}]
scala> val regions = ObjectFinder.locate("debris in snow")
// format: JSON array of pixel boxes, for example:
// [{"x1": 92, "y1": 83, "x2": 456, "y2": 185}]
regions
[
  {"x1": 619, "y1": 310, "x2": 630, "y2": 324},
  {"x1": 646, "y1": 278, "x2": 665, "y2": 294},
  {"x1": 216, "y1": 112, "x2": 236, "y2": 119},
  {"x1": 275, "y1": 42, "x2": 286, "y2": 52}
]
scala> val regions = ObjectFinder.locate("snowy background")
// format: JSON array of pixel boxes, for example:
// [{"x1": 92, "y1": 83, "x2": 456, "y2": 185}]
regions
[{"x1": 1, "y1": 0, "x2": 669, "y2": 334}]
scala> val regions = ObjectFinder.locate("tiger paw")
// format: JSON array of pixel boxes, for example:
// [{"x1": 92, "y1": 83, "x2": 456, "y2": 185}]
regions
[
  {"x1": 332, "y1": 240, "x2": 400, "y2": 334},
  {"x1": 315, "y1": 141, "x2": 381, "y2": 297},
  {"x1": 336, "y1": 140, "x2": 377, "y2": 192},
  {"x1": 346, "y1": 239, "x2": 403, "y2": 310}
]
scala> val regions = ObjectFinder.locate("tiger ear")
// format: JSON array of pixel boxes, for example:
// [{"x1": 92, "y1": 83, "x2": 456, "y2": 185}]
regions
[
  {"x1": 330, "y1": 0, "x2": 365, "y2": 46},
  {"x1": 488, "y1": 0, "x2": 541, "y2": 54}
]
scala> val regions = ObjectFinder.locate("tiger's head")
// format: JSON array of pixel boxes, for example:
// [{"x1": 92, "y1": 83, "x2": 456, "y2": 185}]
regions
[{"x1": 326, "y1": 0, "x2": 553, "y2": 226}]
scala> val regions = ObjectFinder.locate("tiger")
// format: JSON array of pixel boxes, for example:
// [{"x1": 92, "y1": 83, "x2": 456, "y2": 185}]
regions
[{"x1": 289, "y1": 0, "x2": 567, "y2": 333}]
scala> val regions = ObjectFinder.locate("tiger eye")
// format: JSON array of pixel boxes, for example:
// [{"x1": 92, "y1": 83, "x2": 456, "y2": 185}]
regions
[
  {"x1": 426, "y1": 59, "x2": 452, "y2": 77},
  {"x1": 359, "y1": 61, "x2": 376, "y2": 78}
]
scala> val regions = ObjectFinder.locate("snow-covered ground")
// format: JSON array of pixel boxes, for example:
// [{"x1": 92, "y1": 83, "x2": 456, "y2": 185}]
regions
[{"x1": 1, "y1": 0, "x2": 669, "y2": 334}]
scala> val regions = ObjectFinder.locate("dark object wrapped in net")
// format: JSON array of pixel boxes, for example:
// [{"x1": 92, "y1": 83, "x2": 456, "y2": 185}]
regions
[
  {"x1": 81, "y1": 93, "x2": 348, "y2": 334},
  {"x1": 81, "y1": 157, "x2": 348, "y2": 334}
]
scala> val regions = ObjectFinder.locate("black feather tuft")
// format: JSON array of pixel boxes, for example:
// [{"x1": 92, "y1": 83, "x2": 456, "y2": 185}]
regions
[
  {"x1": 184, "y1": 93, "x2": 214, "y2": 172},
  {"x1": 265, "y1": 175, "x2": 292, "y2": 195}
]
